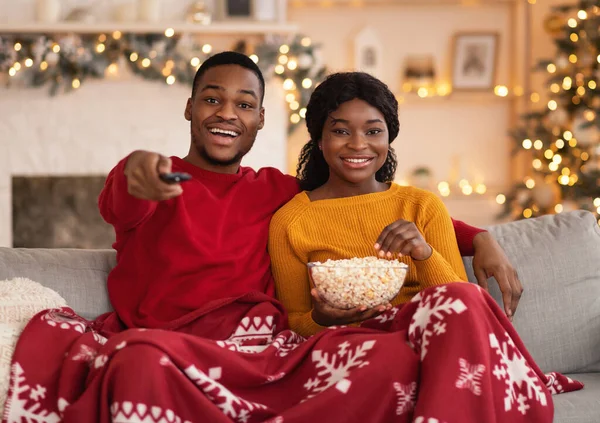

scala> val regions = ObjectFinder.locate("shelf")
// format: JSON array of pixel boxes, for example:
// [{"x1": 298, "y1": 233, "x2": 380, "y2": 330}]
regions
[
  {"x1": 439, "y1": 192, "x2": 502, "y2": 201},
  {"x1": 290, "y1": 0, "x2": 517, "y2": 7},
  {"x1": 0, "y1": 21, "x2": 299, "y2": 35},
  {"x1": 396, "y1": 91, "x2": 517, "y2": 106}
]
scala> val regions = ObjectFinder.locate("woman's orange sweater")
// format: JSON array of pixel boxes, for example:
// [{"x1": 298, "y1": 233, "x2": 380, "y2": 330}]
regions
[{"x1": 268, "y1": 184, "x2": 467, "y2": 337}]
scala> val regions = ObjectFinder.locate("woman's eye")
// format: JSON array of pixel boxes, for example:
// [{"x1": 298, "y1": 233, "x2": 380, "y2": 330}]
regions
[
  {"x1": 367, "y1": 129, "x2": 383, "y2": 135},
  {"x1": 333, "y1": 129, "x2": 349, "y2": 135}
]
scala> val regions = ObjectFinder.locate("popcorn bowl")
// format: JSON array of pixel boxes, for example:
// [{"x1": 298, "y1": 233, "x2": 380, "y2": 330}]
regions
[{"x1": 307, "y1": 257, "x2": 408, "y2": 310}]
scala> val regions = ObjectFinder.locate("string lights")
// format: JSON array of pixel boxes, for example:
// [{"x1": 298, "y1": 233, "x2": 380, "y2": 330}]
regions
[
  {"x1": 0, "y1": 31, "x2": 326, "y2": 133},
  {"x1": 497, "y1": 2, "x2": 600, "y2": 222}
]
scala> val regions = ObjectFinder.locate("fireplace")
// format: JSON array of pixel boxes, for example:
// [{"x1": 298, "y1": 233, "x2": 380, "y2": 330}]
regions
[
  {"x1": 12, "y1": 176, "x2": 114, "y2": 249},
  {"x1": 0, "y1": 78, "x2": 287, "y2": 248}
]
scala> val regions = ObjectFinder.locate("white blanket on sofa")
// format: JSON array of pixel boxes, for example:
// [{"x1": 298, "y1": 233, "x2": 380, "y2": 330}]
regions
[{"x1": 0, "y1": 278, "x2": 67, "y2": 415}]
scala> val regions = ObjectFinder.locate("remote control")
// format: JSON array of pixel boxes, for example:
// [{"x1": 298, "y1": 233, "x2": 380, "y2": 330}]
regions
[{"x1": 159, "y1": 172, "x2": 192, "y2": 184}]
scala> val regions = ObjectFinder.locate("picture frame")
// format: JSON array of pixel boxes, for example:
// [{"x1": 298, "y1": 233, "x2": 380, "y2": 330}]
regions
[
  {"x1": 353, "y1": 26, "x2": 383, "y2": 79},
  {"x1": 451, "y1": 32, "x2": 499, "y2": 91},
  {"x1": 403, "y1": 55, "x2": 436, "y2": 91},
  {"x1": 225, "y1": 0, "x2": 252, "y2": 18},
  {"x1": 215, "y1": 0, "x2": 279, "y2": 21}
]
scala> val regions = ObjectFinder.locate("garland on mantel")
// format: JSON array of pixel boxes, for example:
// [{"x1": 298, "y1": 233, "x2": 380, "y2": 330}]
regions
[{"x1": 0, "y1": 31, "x2": 326, "y2": 133}]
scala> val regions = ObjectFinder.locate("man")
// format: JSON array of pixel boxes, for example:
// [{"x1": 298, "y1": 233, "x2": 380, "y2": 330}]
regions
[{"x1": 6, "y1": 52, "x2": 573, "y2": 423}]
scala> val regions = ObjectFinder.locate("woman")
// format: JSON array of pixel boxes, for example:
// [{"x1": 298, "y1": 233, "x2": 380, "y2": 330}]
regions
[
  {"x1": 269, "y1": 71, "x2": 582, "y2": 421},
  {"x1": 270, "y1": 71, "x2": 468, "y2": 336}
]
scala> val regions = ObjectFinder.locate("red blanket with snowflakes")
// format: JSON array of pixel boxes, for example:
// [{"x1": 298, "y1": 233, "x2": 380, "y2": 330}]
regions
[{"x1": 2, "y1": 283, "x2": 582, "y2": 423}]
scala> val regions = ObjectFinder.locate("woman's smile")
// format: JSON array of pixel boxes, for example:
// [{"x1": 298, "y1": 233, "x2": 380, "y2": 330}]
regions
[{"x1": 340, "y1": 155, "x2": 377, "y2": 169}]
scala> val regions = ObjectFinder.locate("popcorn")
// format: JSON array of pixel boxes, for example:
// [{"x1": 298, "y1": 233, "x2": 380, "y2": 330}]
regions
[{"x1": 308, "y1": 257, "x2": 408, "y2": 310}]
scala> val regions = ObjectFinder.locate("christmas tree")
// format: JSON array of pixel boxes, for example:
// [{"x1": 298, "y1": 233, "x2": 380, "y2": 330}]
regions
[{"x1": 499, "y1": 0, "x2": 600, "y2": 221}]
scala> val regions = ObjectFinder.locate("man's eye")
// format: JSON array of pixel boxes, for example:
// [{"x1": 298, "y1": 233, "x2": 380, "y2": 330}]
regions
[
  {"x1": 205, "y1": 98, "x2": 218, "y2": 104},
  {"x1": 239, "y1": 103, "x2": 253, "y2": 109}
]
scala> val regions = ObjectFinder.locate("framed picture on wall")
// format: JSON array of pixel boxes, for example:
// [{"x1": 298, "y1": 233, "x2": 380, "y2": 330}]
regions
[
  {"x1": 216, "y1": 0, "x2": 279, "y2": 21},
  {"x1": 451, "y1": 32, "x2": 499, "y2": 91},
  {"x1": 353, "y1": 26, "x2": 383, "y2": 79},
  {"x1": 226, "y1": 0, "x2": 252, "y2": 17}
]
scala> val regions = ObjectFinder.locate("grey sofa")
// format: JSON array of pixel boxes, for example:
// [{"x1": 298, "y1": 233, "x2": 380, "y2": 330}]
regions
[{"x1": 1, "y1": 210, "x2": 599, "y2": 422}]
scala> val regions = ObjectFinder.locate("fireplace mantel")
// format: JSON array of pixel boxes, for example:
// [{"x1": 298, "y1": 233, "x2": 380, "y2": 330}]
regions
[{"x1": 0, "y1": 21, "x2": 299, "y2": 35}]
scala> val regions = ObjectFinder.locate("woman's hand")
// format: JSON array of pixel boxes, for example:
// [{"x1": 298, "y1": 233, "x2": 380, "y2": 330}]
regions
[
  {"x1": 310, "y1": 289, "x2": 391, "y2": 327},
  {"x1": 472, "y1": 232, "x2": 523, "y2": 321},
  {"x1": 374, "y1": 219, "x2": 432, "y2": 261}
]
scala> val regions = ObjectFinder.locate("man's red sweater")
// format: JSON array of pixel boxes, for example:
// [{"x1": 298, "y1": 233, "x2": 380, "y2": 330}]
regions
[{"x1": 98, "y1": 156, "x2": 484, "y2": 329}]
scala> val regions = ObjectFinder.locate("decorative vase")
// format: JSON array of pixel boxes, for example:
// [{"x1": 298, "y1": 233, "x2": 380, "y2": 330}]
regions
[
  {"x1": 253, "y1": 0, "x2": 277, "y2": 21},
  {"x1": 113, "y1": 1, "x2": 137, "y2": 22},
  {"x1": 35, "y1": 0, "x2": 61, "y2": 23},
  {"x1": 186, "y1": 1, "x2": 212, "y2": 25},
  {"x1": 276, "y1": 0, "x2": 287, "y2": 23},
  {"x1": 138, "y1": 0, "x2": 161, "y2": 22},
  {"x1": 64, "y1": 7, "x2": 97, "y2": 23}
]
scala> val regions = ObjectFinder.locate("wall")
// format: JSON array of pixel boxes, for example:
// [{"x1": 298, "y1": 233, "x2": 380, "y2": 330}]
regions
[
  {"x1": 288, "y1": 1, "x2": 565, "y2": 226},
  {"x1": 288, "y1": 2, "x2": 516, "y2": 225},
  {"x1": 0, "y1": 0, "x2": 557, "y2": 246}
]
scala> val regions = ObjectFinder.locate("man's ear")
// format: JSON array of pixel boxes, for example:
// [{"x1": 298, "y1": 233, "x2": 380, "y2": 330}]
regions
[
  {"x1": 257, "y1": 107, "x2": 265, "y2": 130},
  {"x1": 184, "y1": 98, "x2": 192, "y2": 121}
]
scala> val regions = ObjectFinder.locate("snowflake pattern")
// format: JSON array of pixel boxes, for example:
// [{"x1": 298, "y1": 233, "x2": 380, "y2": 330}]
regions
[
  {"x1": 57, "y1": 398, "x2": 69, "y2": 413},
  {"x1": 302, "y1": 340, "x2": 376, "y2": 401},
  {"x1": 110, "y1": 401, "x2": 192, "y2": 423},
  {"x1": 269, "y1": 331, "x2": 305, "y2": 357},
  {"x1": 409, "y1": 285, "x2": 467, "y2": 359},
  {"x1": 489, "y1": 333, "x2": 548, "y2": 415},
  {"x1": 432, "y1": 321, "x2": 446, "y2": 335},
  {"x1": 92, "y1": 331, "x2": 108, "y2": 345},
  {"x1": 264, "y1": 372, "x2": 286, "y2": 384},
  {"x1": 544, "y1": 372, "x2": 574, "y2": 395},
  {"x1": 185, "y1": 365, "x2": 267, "y2": 423},
  {"x1": 414, "y1": 417, "x2": 446, "y2": 423},
  {"x1": 393, "y1": 381, "x2": 416, "y2": 415},
  {"x1": 29, "y1": 385, "x2": 46, "y2": 401},
  {"x1": 373, "y1": 307, "x2": 398, "y2": 325},
  {"x1": 71, "y1": 344, "x2": 98, "y2": 363},
  {"x1": 3, "y1": 362, "x2": 61, "y2": 423},
  {"x1": 41, "y1": 310, "x2": 86, "y2": 334},
  {"x1": 455, "y1": 358, "x2": 485, "y2": 396},
  {"x1": 238, "y1": 409, "x2": 250, "y2": 423},
  {"x1": 94, "y1": 354, "x2": 109, "y2": 369}
]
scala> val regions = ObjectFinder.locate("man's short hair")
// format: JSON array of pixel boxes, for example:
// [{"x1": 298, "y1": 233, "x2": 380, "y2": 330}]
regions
[{"x1": 191, "y1": 51, "x2": 265, "y2": 103}]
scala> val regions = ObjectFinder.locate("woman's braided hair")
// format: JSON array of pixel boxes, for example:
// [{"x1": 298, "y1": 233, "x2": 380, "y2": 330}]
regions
[{"x1": 296, "y1": 72, "x2": 400, "y2": 191}]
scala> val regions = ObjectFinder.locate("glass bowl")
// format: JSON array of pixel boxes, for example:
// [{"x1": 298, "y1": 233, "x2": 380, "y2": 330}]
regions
[{"x1": 307, "y1": 257, "x2": 408, "y2": 310}]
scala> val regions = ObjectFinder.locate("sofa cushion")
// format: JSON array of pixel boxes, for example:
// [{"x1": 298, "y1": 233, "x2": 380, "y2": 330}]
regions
[
  {"x1": 555, "y1": 373, "x2": 600, "y2": 423},
  {"x1": 463, "y1": 210, "x2": 600, "y2": 375},
  {"x1": 0, "y1": 248, "x2": 115, "y2": 320}
]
